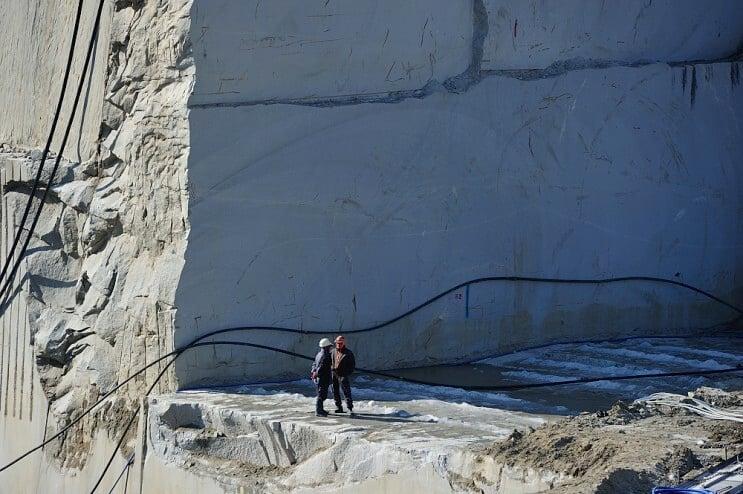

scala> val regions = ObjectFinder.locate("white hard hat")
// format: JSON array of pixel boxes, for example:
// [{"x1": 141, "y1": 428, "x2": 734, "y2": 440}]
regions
[{"x1": 319, "y1": 338, "x2": 333, "y2": 348}]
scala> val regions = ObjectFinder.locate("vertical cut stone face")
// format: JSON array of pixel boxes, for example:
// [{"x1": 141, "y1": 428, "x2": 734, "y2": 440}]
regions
[
  {"x1": 189, "y1": 0, "x2": 474, "y2": 105},
  {"x1": 482, "y1": 0, "x2": 743, "y2": 70},
  {"x1": 0, "y1": 0, "x2": 112, "y2": 160},
  {"x1": 174, "y1": 61, "x2": 743, "y2": 388}
]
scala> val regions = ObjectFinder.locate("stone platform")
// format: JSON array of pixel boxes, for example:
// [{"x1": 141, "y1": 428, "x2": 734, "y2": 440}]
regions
[{"x1": 141, "y1": 336, "x2": 743, "y2": 493}]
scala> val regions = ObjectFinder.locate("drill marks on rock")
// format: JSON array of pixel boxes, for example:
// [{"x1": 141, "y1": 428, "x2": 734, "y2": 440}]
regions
[
  {"x1": 0, "y1": 163, "x2": 35, "y2": 422},
  {"x1": 0, "y1": 0, "x2": 195, "y2": 467},
  {"x1": 731, "y1": 62, "x2": 741, "y2": 88},
  {"x1": 18, "y1": 279, "x2": 26, "y2": 420},
  {"x1": 0, "y1": 170, "x2": 6, "y2": 417}
]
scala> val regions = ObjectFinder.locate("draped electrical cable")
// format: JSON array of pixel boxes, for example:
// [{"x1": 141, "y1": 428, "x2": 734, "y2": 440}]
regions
[
  {"x1": 86, "y1": 339, "x2": 743, "y2": 493},
  {"x1": 105, "y1": 453, "x2": 134, "y2": 494},
  {"x1": 0, "y1": 0, "x2": 741, "y2": 488},
  {"x1": 0, "y1": 277, "x2": 740, "y2": 480},
  {"x1": 0, "y1": 0, "x2": 105, "y2": 312},
  {"x1": 187, "y1": 275, "x2": 742, "y2": 349},
  {"x1": 1, "y1": 22, "x2": 742, "y2": 486},
  {"x1": 0, "y1": 332, "x2": 738, "y2": 486},
  {"x1": 0, "y1": 341, "x2": 743, "y2": 482},
  {"x1": 1, "y1": 332, "x2": 739, "y2": 477},
  {"x1": 0, "y1": 0, "x2": 85, "y2": 295}
]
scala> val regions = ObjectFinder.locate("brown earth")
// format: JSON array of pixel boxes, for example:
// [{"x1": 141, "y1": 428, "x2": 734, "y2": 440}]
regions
[{"x1": 484, "y1": 387, "x2": 743, "y2": 493}]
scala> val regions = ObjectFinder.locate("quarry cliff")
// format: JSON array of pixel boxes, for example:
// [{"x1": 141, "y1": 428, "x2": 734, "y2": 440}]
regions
[{"x1": 0, "y1": 1, "x2": 741, "y2": 492}]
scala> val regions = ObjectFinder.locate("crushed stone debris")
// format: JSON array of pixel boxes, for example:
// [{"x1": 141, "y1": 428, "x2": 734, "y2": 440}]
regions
[{"x1": 484, "y1": 387, "x2": 743, "y2": 494}]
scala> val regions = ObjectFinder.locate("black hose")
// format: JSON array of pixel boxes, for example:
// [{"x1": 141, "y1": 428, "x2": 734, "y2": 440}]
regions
[
  {"x1": 0, "y1": 0, "x2": 85, "y2": 291},
  {"x1": 0, "y1": 0, "x2": 105, "y2": 311},
  {"x1": 184, "y1": 341, "x2": 743, "y2": 392},
  {"x1": 87, "y1": 339, "x2": 743, "y2": 492},
  {"x1": 0, "y1": 348, "x2": 175, "y2": 474},
  {"x1": 105, "y1": 453, "x2": 134, "y2": 494},
  {"x1": 90, "y1": 361, "x2": 173, "y2": 494},
  {"x1": 185, "y1": 275, "x2": 741, "y2": 352},
  {"x1": 1, "y1": 333, "x2": 739, "y2": 482},
  {"x1": 7, "y1": 273, "x2": 737, "y2": 475},
  {"x1": 0, "y1": 0, "x2": 740, "y2": 484},
  {"x1": 0, "y1": 332, "x2": 734, "y2": 473}
]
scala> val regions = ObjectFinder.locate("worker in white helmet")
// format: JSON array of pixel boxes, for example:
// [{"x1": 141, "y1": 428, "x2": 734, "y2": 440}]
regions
[{"x1": 311, "y1": 338, "x2": 334, "y2": 416}]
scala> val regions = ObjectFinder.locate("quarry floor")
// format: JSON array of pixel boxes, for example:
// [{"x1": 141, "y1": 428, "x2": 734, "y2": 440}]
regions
[{"x1": 146, "y1": 336, "x2": 743, "y2": 493}]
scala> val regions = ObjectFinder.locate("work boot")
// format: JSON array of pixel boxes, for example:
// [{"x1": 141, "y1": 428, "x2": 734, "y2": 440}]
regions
[
  {"x1": 316, "y1": 410, "x2": 329, "y2": 417},
  {"x1": 335, "y1": 406, "x2": 345, "y2": 413}
]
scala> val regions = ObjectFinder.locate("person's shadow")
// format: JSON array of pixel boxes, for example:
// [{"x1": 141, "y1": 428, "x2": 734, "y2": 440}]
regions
[{"x1": 342, "y1": 412, "x2": 435, "y2": 424}]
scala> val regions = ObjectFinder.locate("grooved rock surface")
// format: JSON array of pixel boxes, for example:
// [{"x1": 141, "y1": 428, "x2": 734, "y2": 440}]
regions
[
  {"x1": 1, "y1": 0, "x2": 194, "y2": 468},
  {"x1": 0, "y1": 0, "x2": 112, "y2": 160}
]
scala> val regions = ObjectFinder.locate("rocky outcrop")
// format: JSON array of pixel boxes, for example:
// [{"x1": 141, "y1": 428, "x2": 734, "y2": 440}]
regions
[{"x1": 1, "y1": 0, "x2": 193, "y2": 466}]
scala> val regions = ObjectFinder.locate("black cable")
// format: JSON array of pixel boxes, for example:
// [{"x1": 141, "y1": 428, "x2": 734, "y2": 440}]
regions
[
  {"x1": 87, "y1": 340, "x2": 743, "y2": 492},
  {"x1": 105, "y1": 453, "x2": 134, "y2": 494},
  {"x1": 0, "y1": 0, "x2": 85, "y2": 290},
  {"x1": 187, "y1": 275, "x2": 741, "y2": 350},
  {"x1": 1, "y1": 333, "x2": 738, "y2": 481},
  {"x1": 0, "y1": 0, "x2": 739, "y2": 474},
  {"x1": 12, "y1": 273, "x2": 738, "y2": 474},
  {"x1": 0, "y1": 273, "x2": 738, "y2": 478},
  {"x1": 0, "y1": 0, "x2": 105, "y2": 311},
  {"x1": 0, "y1": 349, "x2": 176, "y2": 474},
  {"x1": 183, "y1": 341, "x2": 743, "y2": 392},
  {"x1": 8, "y1": 332, "x2": 732, "y2": 475},
  {"x1": 0, "y1": 0, "x2": 738, "y2": 486},
  {"x1": 90, "y1": 356, "x2": 176, "y2": 493}
]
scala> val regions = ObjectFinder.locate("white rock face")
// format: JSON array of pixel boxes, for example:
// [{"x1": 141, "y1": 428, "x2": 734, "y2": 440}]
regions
[
  {"x1": 190, "y1": 0, "x2": 474, "y2": 105},
  {"x1": 53, "y1": 181, "x2": 95, "y2": 212},
  {"x1": 482, "y1": 0, "x2": 743, "y2": 70},
  {"x1": 0, "y1": 0, "x2": 112, "y2": 160},
  {"x1": 146, "y1": 390, "x2": 552, "y2": 493},
  {"x1": 1, "y1": 0, "x2": 743, "y2": 484},
  {"x1": 2, "y1": 0, "x2": 194, "y2": 470},
  {"x1": 174, "y1": 61, "x2": 743, "y2": 387}
]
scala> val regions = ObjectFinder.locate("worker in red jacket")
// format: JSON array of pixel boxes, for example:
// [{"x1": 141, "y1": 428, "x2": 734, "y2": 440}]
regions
[{"x1": 331, "y1": 335, "x2": 356, "y2": 415}]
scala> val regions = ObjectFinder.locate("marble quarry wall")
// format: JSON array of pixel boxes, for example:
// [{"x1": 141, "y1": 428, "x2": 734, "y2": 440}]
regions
[
  {"x1": 0, "y1": 0, "x2": 741, "y2": 485},
  {"x1": 174, "y1": 0, "x2": 743, "y2": 387}
]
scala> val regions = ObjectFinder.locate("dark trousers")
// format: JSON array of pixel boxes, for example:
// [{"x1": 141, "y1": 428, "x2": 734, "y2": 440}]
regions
[
  {"x1": 332, "y1": 374, "x2": 353, "y2": 410},
  {"x1": 316, "y1": 379, "x2": 330, "y2": 413}
]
